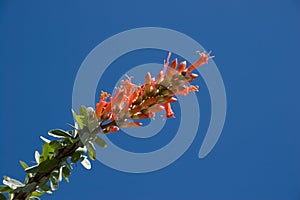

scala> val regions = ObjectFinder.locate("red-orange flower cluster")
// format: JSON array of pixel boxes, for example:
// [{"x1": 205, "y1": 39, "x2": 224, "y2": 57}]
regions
[{"x1": 96, "y1": 51, "x2": 213, "y2": 134}]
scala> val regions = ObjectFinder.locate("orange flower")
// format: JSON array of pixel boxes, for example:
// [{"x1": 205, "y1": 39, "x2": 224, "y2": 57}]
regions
[
  {"x1": 164, "y1": 103, "x2": 174, "y2": 118},
  {"x1": 156, "y1": 70, "x2": 164, "y2": 84},
  {"x1": 95, "y1": 51, "x2": 212, "y2": 134},
  {"x1": 166, "y1": 58, "x2": 178, "y2": 79},
  {"x1": 95, "y1": 91, "x2": 110, "y2": 119},
  {"x1": 186, "y1": 51, "x2": 214, "y2": 73},
  {"x1": 177, "y1": 61, "x2": 186, "y2": 72}
]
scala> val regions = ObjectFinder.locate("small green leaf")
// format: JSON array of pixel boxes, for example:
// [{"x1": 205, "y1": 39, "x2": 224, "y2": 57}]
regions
[
  {"x1": 39, "y1": 183, "x2": 51, "y2": 192},
  {"x1": 76, "y1": 146, "x2": 87, "y2": 154},
  {"x1": 62, "y1": 166, "x2": 70, "y2": 183},
  {"x1": 51, "y1": 171, "x2": 59, "y2": 179},
  {"x1": 65, "y1": 160, "x2": 73, "y2": 170},
  {"x1": 80, "y1": 132, "x2": 90, "y2": 144},
  {"x1": 34, "y1": 151, "x2": 40, "y2": 164},
  {"x1": 80, "y1": 156, "x2": 91, "y2": 170},
  {"x1": 58, "y1": 167, "x2": 63, "y2": 182},
  {"x1": 71, "y1": 151, "x2": 82, "y2": 163},
  {"x1": 68, "y1": 130, "x2": 72, "y2": 136},
  {"x1": 74, "y1": 123, "x2": 79, "y2": 137},
  {"x1": 19, "y1": 161, "x2": 29, "y2": 170},
  {"x1": 61, "y1": 138, "x2": 73, "y2": 147},
  {"x1": 0, "y1": 185, "x2": 12, "y2": 193},
  {"x1": 48, "y1": 129, "x2": 72, "y2": 138},
  {"x1": 93, "y1": 135, "x2": 107, "y2": 148},
  {"x1": 50, "y1": 176, "x2": 58, "y2": 191},
  {"x1": 39, "y1": 143, "x2": 54, "y2": 163},
  {"x1": 3, "y1": 176, "x2": 24, "y2": 189},
  {"x1": 25, "y1": 159, "x2": 59, "y2": 174},
  {"x1": 62, "y1": 166, "x2": 71, "y2": 182},
  {"x1": 0, "y1": 193, "x2": 6, "y2": 200},
  {"x1": 86, "y1": 107, "x2": 96, "y2": 119},
  {"x1": 87, "y1": 120, "x2": 99, "y2": 133},
  {"x1": 31, "y1": 191, "x2": 45, "y2": 197},
  {"x1": 29, "y1": 196, "x2": 40, "y2": 200},
  {"x1": 87, "y1": 141, "x2": 96, "y2": 160},
  {"x1": 79, "y1": 106, "x2": 88, "y2": 117},
  {"x1": 63, "y1": 176, "x2": 69, "y2": 183},
  {"x1": 49, "y1": 140, "x2": 60, "y2": 149},
  {"x1": 72, "y1": 109, "x2": 85, "y2": 129},
  {"x1": 40, "y1": 136, "x2": 51, "y2": 143}
]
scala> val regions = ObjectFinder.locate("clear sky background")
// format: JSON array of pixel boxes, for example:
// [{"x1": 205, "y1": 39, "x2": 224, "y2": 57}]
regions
[{"x1": 0, "y1": 0, "x2": 300, "y2": 199}]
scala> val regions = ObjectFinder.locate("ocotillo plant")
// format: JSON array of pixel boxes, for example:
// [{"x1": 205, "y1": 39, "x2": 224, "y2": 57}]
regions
[{"x1": 0, "y1": 51, "x2": 214, "y2": 200}]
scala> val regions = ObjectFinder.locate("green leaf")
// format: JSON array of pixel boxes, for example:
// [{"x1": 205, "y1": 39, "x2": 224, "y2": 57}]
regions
[
  {"x1": 93, "y1": 135, "x2": 107, "y2": 148},
  {"x1": 48, "y1": 129, "x2": 72, "y2": 138},
  {"x1": 51, "y1": 171, "x2": 59, "y2": 179},
  {"x1": 49, "y1": 176, "x2": 58, "y2": 191},
  {"x1": 71, "y1": 151, "x2": 82, "y2": 163},
  {"x1": 80, "y1": 156, "x2": 91, "y2": 170},
  {"x1": 29, "y1": 196, "x2": 40, "y2": 200},
  {"x1": 61, "y1": 138, "x2": 73, "y2": 147},
  {"x1": 73, "y1": 123, "x2": 79, "y2": 138},
  {"x1": 62, "y1": 166, "x2": 71, "y2": 183},
  {"x1": 19, "y1": 161, "x2": 29, "y2": 170},
  {"x1": 0, "y1": 185, "x2": 12, "y2": 193},
  {"x1": 63, "y1": 176, "x2": 69, "y2": 183},
  {"x1": 0, "y1": 193, "x2": 6, "y2": 200},
  {"x1": 31, "y1": 191, "x2": 45, "y2": 197},
  {"x1": 78, "y1": 106, "x2": 88, "y2": 117},
  {"x1": 87, "y1": 120, "x2": 99, "y2": 133},
  {"x1": 39, "y1": 143, "x2": 54, "y2": 163},
  {"x1": 39, "y1": 136, "x2": 51, "y2": 143},
  {"x1": 34, "y1": 151, "x2": 40, "y2": 164},
  {"x1": 86, "y1": 107, "x2": 96, "y2": 118},
  {"x1": 68, "y1": 130, "x2": 73, "y2": 136},
  {"x1": 62, "y1": 166, "x2": 71, "y2": 177},
  {"x1": 58, "y1": 167, "x2": 63, "y2": 182},
  {"x1": 3, "y1": 176, "x2": 24, "y2": 189},
  {"x1": 80, "y1": 132, "x2": 90, "y2": 144},
  {"x1": 65, "y1": 160, "x2": 73, "y2": 170},
  {"x1": 25, "y1": 159, "x2": 59, "y2": 174},
  {"x1": 49, "y1": 140, "x2": 60, "y2": 149},
  {"x1": 39, "y1": 183, "x2": 51, "y2": 192},
  {"x1": 72, "y1": 109, "x2": 85, "y2": 129},
  {"x1": 87, "y1": 141, "x2": 96, "y2": 160},
  {"x1": 76, "y1": 146, "x2": 87, "y2": 154},
  {"x1": 73, "y1": 129, "x2": 78, "y2": 138}
]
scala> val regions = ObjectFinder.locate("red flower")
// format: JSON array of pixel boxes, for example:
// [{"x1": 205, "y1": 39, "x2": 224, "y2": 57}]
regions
[
  {"x1": 95, "y1": 51, "x2": 213, "y2": 134},
  {"x1": 186, "y1": 51, "x2": 214, "y2": 73},
  {"x1": 164, "y1": 103, "x2": 174, "y2": 118}
]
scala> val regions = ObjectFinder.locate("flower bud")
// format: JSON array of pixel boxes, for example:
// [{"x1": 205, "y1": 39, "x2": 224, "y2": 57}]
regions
[
  {"x1": 145, "y1": 72, "x2": 152, "y2": 85},
  {"x1": 166, "y1": 59, "x2": 178, "y2": 79},
  {"x1": 164, "y1": 103, "x2": 174, "y2": 118},
  {"x1": 169, "y1": 58, "x2": 178, "y2": 70},
  {"x1": 156, "y1": 70, "x2": 164, "y2": 84},
  {"x1": 177, "y1": 61, "x2": 186, "y2": 72}
]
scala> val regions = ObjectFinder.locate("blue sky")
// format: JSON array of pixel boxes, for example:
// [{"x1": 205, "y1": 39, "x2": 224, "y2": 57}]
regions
[{"x1": 0, "y1": 0, "x2": 300, "y2": 199}]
